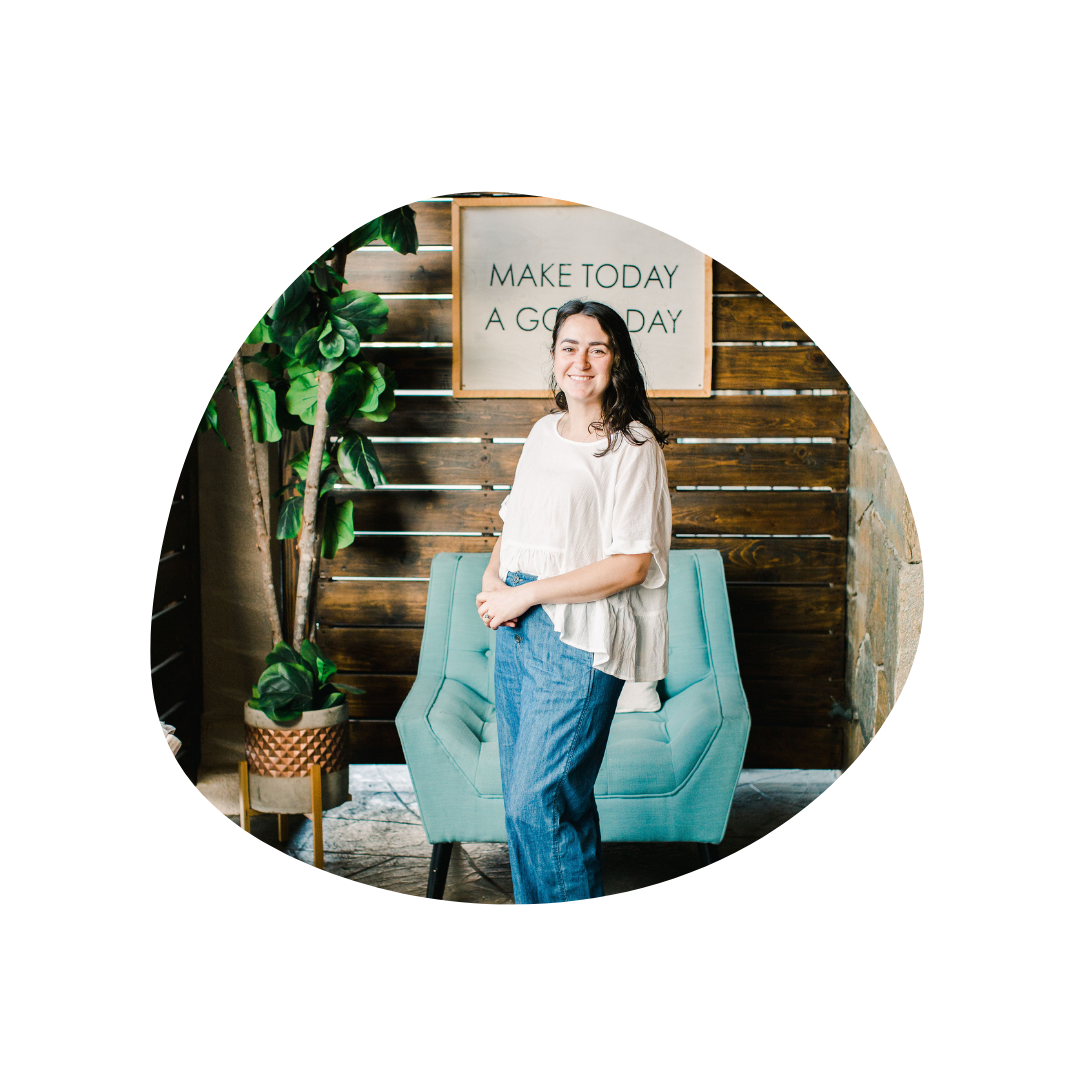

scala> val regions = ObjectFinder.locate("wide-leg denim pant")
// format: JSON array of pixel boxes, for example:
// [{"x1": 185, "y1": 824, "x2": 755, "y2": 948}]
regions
[{"x1": 494, "y1": 572, "x2": 624, "y2": 904}]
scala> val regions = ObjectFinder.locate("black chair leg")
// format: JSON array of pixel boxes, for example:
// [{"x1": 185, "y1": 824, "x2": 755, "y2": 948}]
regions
[
  {"x1": 698, "y1": 843, "x2": 721, "y2": 867},
  {"x1": 426, "y1": 842, "x2": 454, "y2": 899}
]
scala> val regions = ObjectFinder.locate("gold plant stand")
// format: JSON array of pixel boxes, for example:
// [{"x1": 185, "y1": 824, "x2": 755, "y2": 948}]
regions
[{"x1": 238, "y1": 760, "x2": 349, "y2": 870}]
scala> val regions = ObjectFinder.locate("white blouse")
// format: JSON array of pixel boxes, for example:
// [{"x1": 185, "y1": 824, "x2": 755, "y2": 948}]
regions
[{"x1": 498, "y1": 412, "x2": 671, "y2": 682}]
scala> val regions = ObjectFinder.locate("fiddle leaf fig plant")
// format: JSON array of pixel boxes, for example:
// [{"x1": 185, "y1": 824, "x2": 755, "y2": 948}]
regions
[
  {"x1": 249, "y1": 640, "x2": 361, "y2": 724},
  {"x1": 200, "y1": 204, "x2": 419, "y2": 715}
]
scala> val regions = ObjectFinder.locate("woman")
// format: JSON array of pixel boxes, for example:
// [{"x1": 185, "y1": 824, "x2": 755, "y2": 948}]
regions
[{"x1": 475, "y1": 299, "x2": 672, "y2": 904}]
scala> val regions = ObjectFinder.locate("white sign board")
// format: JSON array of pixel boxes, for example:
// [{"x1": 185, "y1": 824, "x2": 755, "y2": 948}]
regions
[{"x1": 452, "y1": 198, "x2": 712, "y2": 397}]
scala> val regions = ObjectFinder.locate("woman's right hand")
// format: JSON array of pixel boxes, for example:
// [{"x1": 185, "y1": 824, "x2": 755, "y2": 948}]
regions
[{"x1": 477, "y1": 578, "x2": 519, "y2": 628}]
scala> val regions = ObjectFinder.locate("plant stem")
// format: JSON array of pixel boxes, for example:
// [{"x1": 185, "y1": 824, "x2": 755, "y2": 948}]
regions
[
  {"x1": 292, "y1": 369, "x2": 332, "y2": 649},
  {"x1": 231, "y1": 352, "x2": 284, "y2": 646}
]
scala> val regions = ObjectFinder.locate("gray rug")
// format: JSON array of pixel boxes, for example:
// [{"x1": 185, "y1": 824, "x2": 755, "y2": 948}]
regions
[{"x1": 235, "y1": 766, "x2": 839, "y2": 903}]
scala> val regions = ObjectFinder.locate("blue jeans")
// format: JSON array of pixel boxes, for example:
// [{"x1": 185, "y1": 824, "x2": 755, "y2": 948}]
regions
[{"x1": 494, "y1": 571, "x2": 625, "y2": 904}]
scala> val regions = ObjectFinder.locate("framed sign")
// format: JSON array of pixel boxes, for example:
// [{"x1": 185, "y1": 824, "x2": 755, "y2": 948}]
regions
[{"x1": 451, "y1": 197, "x2": 712, "y2": 397}]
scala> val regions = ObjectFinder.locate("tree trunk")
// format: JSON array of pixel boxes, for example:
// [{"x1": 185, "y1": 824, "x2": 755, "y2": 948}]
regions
[
  {"x1": 231, "y1": 352, "x2": 284, "y2": 647},
  {"x1": 291, "y1": 370, "x2": 333, "y2": 649}
]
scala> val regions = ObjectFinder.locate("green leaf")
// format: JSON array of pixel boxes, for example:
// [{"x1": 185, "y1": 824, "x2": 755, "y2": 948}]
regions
[
  {"x1": 317, "y1": 330, "x2": 346, "y2": 367},
  {"x1": 317, "y1": 689, "x2": 347, "y2": 710},
  {"x1": 336, "y1": 432, "x2": 375, "y2": 488},
  {"x1": 245, "y1": 318, "x2": 272, "y2": 344},
  {"x1": 352, "y1": 362, "x2": 386, "y2": 412},
  {"x1": 265, "y1": 641, "x2": 301, "y2": 669},
  {"x1": 254, "y1": 661, "x2": 314, "y2": 721},
  {"x1": 363, "y1": 392, "x2": 396, "y2": 423},
  {"x1": 269, "y1": 272, "x2": 311, "y2": 321},
  {"x1": 294, "y1": 324, "x2": 322, "y2": 360},
  {"x1": 329, "y1": 314, "x2": 361, "y2": 357},
  {"x1": 328, "y1": 290, "x2": 389, "y2": 334},
  {"x1": 359, "y1": 434, "x2": 387, "y2": 484},
  {"x1": 285, "y1": 356, "x2": 317, "y2": 379},
  {"x1": 276, "y1": 496, "x2": 303, "y2": 539},
  {"x1": 329, "y1": 679, "x2": 363, "y2": 695},
  {"x1": 319, "y1": 470, "x2": 340, "y2": 498},
  {"x1": 326, "y1": 363, "x2": 374, "y2": 424},
  {"x1": 246, "y1": 379, "x2": 282, "y2": 443},
  {"x1": 379, "y1": 206, "x2": 419, "y2": 255},
  {"x1": 249, "y1": 695, "x2": 302, "y2": 721},
  {"x1": 289, "y1": 450, "x2": 332, "y2": 481},
  {"x1": 199, "y1": 399, "x2": 229, "y2": 448},
  {"x1": 267, "y1": 300, "x2": 314, "y2": 358},
  {"x1": 321, "y1": 499, "x2": 354, "y2": 558},
  {"x1": 300, "y1": 640, "x2": 338, "y2": 687},
  {"x1": 340, "y1": 218, "x2": 382, "y2": 254},
  {"x1": 285, "y1": 370, "x2": 320, "y2": 421},
  {"x1": 312, "y1": 262, "x2": 330, "y2": 292}
]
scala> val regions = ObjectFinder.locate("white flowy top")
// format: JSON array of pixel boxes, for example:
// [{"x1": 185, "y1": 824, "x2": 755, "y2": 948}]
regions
[{"x1": 498, "y1": 412, "x2": 671, "y2": 682}]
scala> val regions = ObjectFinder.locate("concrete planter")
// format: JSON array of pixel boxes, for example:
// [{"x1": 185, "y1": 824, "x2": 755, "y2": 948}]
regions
[{"x1": 243, "y1": 702, "x2": 350, "y2": 814}]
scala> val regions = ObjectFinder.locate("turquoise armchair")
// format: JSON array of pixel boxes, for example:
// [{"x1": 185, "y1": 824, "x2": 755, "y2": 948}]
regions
[{"x1": 394, "y1": 549, "x2": 752, "y2": 898}]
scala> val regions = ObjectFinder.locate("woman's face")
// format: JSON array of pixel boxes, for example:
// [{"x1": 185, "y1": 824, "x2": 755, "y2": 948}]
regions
[{"x1": 553, "y1": 313, "x2": 613, "y2": 406}]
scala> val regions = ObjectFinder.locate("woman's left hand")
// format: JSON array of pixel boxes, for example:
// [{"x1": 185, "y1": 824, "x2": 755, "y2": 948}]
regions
[{"x1": 476, "y1": 583, "x2": 533, "y2": 630}]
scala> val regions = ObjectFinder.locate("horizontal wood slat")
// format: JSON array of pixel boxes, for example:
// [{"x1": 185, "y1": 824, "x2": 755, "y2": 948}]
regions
[
  {"x1": 713, "y1": 346, "x2": 845, "y2": 389},
  {"x1": 341, "y1": 674, "x2": 416, "y2": 719},
  {"x1": 353, "y1": 393, "x2": 848, "y2": 439},
  {"x1": 671, "y1": 489, "x2": 847, "y2": 536},
  {"x1": 364, "y1": 440, "x2": 846, "y2": 489},
  {"x1": 741, "y1": 679, "x2": 847, "y2": 727},
  {"x1": 345, "y1": 249, "x2": 451, "y2": 294},
  {"x1": 368, "y1": 441, "x2": 518, "y2": 486},
  {"x1": 318, "y1": 579, "x2": 429, "y2": 626},
  {"x1": 322, "y1": 535, "x2": 496, "y2": 580},
  {"x1": 151, "y1": 601, "x2": 194, "y2": 668},
  {"x1": 330, "y1": 488, "x2": 845, "y2": 538},
  {"x1": 384, "y1": 296, "x2": 451, "y2": 342},
  {"x1": 161, "y1": 498, "x2": 189, "y2": 555},
  {"x1": 734, "y1": 633, "x2": 844, "y2": 681},
  {"x1": 373, "y1": 346, "x2": 454, "y2": 390},
  {"x1": 666, "y1": 441, "x2": 847, "y2": 488},
  {"x1": 670, "y1": 536, "x2": 847, "y2": 583},
  {"x1": 324, "y1": 535, "x2": 843, "y2": 585},
  {"x1": 381, "y1": 295, "x2": 812, "y2": 345},
  {"x1": 153, "y1": 552, "x2": 192, "y2": 614},
  {"x1": 727, "y1": 584, "x2": 844, "y2": 635},
  {"x1": 714, "y1": 296, "x2": 809, "y2": 342},
  {"x1": 319, "y1": 627, "x2": 424, "y2": 673},
  {"x1": 744, "y1": 725, "x2": 843, "y2": 769},
  {"x1": 335, "y1": 489, "x2": 504, "y2": 534}
]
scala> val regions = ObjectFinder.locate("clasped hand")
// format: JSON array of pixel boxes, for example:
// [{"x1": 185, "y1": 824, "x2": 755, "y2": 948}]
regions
[{"x1": 475, "y1": 579, "x2": 532, "y2": 630}]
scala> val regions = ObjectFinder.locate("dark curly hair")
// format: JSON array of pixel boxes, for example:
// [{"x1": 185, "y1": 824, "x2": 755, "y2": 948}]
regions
[{"x1": 548, "y1": 299, "x2": 669, "y2": 457}]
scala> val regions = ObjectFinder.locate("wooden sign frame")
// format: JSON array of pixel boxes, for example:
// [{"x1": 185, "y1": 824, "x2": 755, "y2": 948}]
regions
[{"x1": 451, "y1": 197, "x2": 713, "y2": 398}]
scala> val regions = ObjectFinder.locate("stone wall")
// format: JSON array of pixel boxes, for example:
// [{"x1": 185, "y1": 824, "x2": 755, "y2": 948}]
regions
[{"x1": 845, "y1": 393, "x2": 923, "y2": 764}]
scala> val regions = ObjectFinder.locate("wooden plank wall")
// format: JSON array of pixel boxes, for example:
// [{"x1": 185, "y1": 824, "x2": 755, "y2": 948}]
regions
[
  {"x1": 315, "y1": 198, "x2": 850, "y2": 769},
  {"x1": 151, "y1": 440, "x2": 203, "y2": 781}
]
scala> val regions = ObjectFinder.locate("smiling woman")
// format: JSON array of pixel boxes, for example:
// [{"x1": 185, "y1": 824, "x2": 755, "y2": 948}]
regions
[{"x1": 474, "y1": 299, "x2": 672, "y2": 903}]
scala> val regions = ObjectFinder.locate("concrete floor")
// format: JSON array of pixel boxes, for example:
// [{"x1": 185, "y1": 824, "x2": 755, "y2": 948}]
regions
[{"x1": 231, "y1": 765, "x2": 839, "y2": 902}]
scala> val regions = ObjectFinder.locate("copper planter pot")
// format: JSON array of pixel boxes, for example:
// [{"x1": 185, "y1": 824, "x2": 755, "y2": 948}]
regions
[{"x1": 243, "y1": 702, "x2": 350, "y2": 813}]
